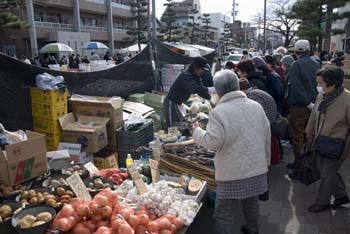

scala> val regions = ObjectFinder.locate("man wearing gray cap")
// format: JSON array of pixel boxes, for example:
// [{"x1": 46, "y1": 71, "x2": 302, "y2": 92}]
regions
[{"x1": 287, "y1": 40, "x2": 321, "y2": 175}]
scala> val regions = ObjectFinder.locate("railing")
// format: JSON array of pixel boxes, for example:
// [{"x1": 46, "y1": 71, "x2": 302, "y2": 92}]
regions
[
  {"x1": 81, "y1": 25, "x2": 108, "y2": 32},
  {"x1": 35, "y1": 21, "x2": 74, "y2": 30},
  {"x1": 113, "y1": 28, "x2": 128, "y2": 33},
  {"x1": 84, "y1": 0, "x2": 131, "y2": 10}
]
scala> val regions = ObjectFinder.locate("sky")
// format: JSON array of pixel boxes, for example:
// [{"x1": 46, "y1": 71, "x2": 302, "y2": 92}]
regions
[{"x1": 155, "y1": 0, "x2": 265, "y2": 23}]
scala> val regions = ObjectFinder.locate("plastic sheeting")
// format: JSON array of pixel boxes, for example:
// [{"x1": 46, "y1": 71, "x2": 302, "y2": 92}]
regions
[{"x1": 0, "y1": 40, "x2": 216, "y2": 131}]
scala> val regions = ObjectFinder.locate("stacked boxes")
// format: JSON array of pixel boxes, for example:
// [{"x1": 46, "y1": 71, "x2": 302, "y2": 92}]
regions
[
  {"x1": 161, "y1": 64, "x2": 184, "y2": 92},
  {"x1": 31, "y1": 87, "x2": 67, "y2": 151},
  {"x1": 144, "y1": 92, "x2": 165, "y2": 130}
]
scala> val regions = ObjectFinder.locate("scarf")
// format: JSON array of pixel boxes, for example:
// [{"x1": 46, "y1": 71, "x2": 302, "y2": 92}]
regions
[{"x1": 318, "y1": 86, "x2": 344, "y2": 113}]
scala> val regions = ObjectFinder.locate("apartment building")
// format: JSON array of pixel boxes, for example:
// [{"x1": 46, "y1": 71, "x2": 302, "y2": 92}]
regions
[{"x1": 0, "y1": 0, "x2": 136, "y2": 57}]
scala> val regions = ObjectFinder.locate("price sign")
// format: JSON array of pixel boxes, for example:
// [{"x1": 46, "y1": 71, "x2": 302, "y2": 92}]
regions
[
  {"x1": 149, "y1": 159, "x2": 160, "y2": 183},
  {"x1": 127, "y1": 164, "x2": 148, "y2": 195},
  {"x1": 67, "y1": 173, "x2": 92, "y2": 201},
  {"x1": 84, "y1": 162, "x2": 100, "y2": 176}
]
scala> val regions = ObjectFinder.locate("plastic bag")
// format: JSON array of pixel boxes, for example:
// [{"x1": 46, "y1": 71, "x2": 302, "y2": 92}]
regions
[
  {"x1": 124, "y1": 113, "x2": 145, "y2": 130},
  {"x1": 0, "y1": 123, "x2": 27, "y2": 145},
  {"x1": 36, "y1": 72, "x2": 64, "y2": 90}
]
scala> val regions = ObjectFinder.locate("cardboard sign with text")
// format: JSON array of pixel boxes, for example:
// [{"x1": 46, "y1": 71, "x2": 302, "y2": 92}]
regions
[
  {"x1": 84, "y1": 162, "x2": 100, "y2": 176},
  {"x1": 149, "y1": 159, "x2": 160, "y2": 183},
  {"x1": 127, "y1": 164, "x2": 148, "y2": 195},
  {"x1": 67, "y1": 173, "x2": 92, "y2": 201}
]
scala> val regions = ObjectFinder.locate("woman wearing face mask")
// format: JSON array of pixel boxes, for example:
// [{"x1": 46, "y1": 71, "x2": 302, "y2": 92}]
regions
[{"x1": 305, "y1": 67, "x2": 350, "y2": 213}]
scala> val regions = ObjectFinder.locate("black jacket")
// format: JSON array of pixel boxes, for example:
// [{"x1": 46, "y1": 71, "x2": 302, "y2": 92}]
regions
[
  {"x1": 247, "y1": 71, "x2": 267, "y2": 91},
  {"x1": 167, "y1": 69, "x2": 210, "y2": 104}
]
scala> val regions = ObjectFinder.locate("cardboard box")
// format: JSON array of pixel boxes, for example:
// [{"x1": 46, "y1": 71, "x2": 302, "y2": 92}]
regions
[
  {"x1": 58, "y1": 142, "x2": 94, "y2": 164},
  {"x1": 94, "y1": 147, "x2": 118, "y2": 169},
  {"x1": 59, "y1": 113, "x2": 110, "y2": 153},
  {"x1": 70, "y1": 95, "x2": 124, "y2": 149},
  {"x1": 0, "y1": 131, "x2": 48, "y2": 186}
]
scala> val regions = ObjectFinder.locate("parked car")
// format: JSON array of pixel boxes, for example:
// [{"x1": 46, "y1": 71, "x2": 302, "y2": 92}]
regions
[{"x1": 224, "y1": 54, "x2": 243, "y2": 66}]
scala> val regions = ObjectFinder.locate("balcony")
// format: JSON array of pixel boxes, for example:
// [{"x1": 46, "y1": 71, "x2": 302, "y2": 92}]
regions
[
  {"x1": 81, "y1": 25, "x2": 108, "y2": 32},
  {"x1": 84, "y1": 0, "x2": 131, "y2": 10},
  {"x1": 35, "y1": 21, "x2": 74, "y2": 30}
]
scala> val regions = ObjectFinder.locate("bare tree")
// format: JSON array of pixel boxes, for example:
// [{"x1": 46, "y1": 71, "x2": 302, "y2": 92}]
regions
[{"x1": 266, "y1": 0, "x2": 298, "y2": 48}]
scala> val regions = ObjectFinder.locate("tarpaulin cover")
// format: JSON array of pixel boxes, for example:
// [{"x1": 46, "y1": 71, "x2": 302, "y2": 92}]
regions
[{"x1": 0, "y1": 40, "x2": 216, "y2": 131}]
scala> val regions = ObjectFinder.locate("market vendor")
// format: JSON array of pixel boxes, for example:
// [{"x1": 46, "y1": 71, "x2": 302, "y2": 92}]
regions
[{"x1": 164, "y1": 56, "x2": 214, "y2": 128}]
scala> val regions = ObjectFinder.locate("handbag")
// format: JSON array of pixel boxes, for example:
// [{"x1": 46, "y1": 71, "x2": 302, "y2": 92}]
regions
[
  {"x1": 294, "y1": 145, "x2": 320, "y2": 185},
  {"x1": 314, "y1": 135, "x2": 348, "y2": 159},
  {"x1": 270, "y1": 114, "x2": 289, "y2": 137},
  {"x1": 314, "y1": 113, "x2": 350, "y2": 159}
]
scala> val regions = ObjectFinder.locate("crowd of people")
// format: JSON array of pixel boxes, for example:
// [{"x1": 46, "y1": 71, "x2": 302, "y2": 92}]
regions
[
  {"x1": 17, "y1": 51, "x2": 131, "y2": 69},
  {"x1": 165, "y1": 39, "x2": 349, "y2": 234}
]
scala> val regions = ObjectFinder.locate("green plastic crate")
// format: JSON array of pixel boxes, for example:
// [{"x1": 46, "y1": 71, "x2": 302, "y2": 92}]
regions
[
  {"x1": 144, "y1": 92, "x2": 165, "y2": 109},
  {"x1": 127, "y1": 93, "x2": 145, "y2": 103}
]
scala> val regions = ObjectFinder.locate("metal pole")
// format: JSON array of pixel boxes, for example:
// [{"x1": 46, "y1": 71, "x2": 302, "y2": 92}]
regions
[
  {"x1": 152, "y1": 0, "x2": 156, "y2": 39},
  {"x1": 26, "y1": 0, "x2": 38, "y2": 57},
  {"x1": 263, "y1": 0, "x2": 267, "y2": 53}
]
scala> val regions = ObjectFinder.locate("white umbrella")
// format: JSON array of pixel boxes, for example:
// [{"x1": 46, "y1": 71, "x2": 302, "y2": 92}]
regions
[{"x1": 39, "y1": 43, "x2": 74, "y2": 53}]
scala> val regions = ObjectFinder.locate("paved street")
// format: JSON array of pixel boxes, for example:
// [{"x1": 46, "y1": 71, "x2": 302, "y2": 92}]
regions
[{"x1": 187, "y1": 145, "x2": 350, "y2": 234}]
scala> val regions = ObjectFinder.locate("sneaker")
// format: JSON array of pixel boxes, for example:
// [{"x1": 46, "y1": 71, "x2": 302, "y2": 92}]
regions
[
  {"x1": 308, "y1": 203, "x2": 330, "y2": 213},
  {"x1": 332, "y1": 196, "x2": 350, "y2": 207},
  {"x1": 241, "y1": 225, "x2": 259, "y2": 234}
]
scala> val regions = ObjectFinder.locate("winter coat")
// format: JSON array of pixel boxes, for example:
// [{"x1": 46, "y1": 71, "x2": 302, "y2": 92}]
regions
[
  {"x1": 193, "y1": 91, "x2": 271, "y2": 181},
  {"x1": 305, "y1": 89, "x2": 350, "y2": 159},
  {"x1": 287, "y1": 54, "x2": 320, "y2": 107},
  {"x1": 265, "y1": 71, "x2": 284, "y2": 114}
]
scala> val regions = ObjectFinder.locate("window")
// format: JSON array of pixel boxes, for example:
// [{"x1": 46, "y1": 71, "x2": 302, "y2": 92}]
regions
[
  {"x1": 34, "y1": 11, "x2": 43, "y2": 21},
  {"x1": 80, "y1": 17, "x2": 85, "y2": 25},
  {"x1": 46, "y1": 13, "x2": 61, "y2": 23},
  {"x1": 86, "y1": 18, "x2": 97, "y2": 27}
]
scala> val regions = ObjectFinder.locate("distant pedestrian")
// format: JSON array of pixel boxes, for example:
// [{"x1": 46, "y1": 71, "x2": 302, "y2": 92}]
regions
[
  {"x1": 75, "y1": 54, "x2": 81, "y2": 68},
  {"x1": 104, "y1": 51, "x2": 112, "y2": 61},
  {"x1": 59, "y1": 55, "x2": 67, "y2": 66},
  {"x1": 214, "y1": 58, "x2": 222, "y2": 73},
  {"x1": 237, "y1": 59, "x2": 266, "y2": 91},
  {"x1": 81, "y1": 55, "x2": 90, "y2": 64},
  {"x1": 48, "y1": 54, "x2": 58, "y2": 64},
  {"x1": 90, "y1": 52, "x2": 100, "y2": 61},
  {"x1": 116, "y1": 53, "x2": 124, "y2": 64},
  {"x1": 21, "y1": 55, "x2": 31, "y2": 64}
]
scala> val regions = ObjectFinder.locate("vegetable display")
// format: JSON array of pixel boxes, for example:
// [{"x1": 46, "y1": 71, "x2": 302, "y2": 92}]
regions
[
  {"x1": 0, "y1": 205, "x2": 12, "y2": 221},
  {"x1": 96, "y1": 169, "x2": 128, "y2": 185},
  {"x1": 17, "y1": 212, "x2": 53, "y2": 228}
]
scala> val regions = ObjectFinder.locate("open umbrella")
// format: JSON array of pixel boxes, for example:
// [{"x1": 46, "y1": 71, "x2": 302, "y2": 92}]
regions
[
  {"x1": 82, "y1": 41, "x2": 109, "y2": 50},
  {"x1": 39, "y1": 43, "x2": 74, "y2": 53}
]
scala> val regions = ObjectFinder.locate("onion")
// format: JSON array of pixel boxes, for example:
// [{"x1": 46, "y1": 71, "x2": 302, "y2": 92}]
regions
[
  {"x1": 58, "y1": 218, "x2": 70, "y2": 232},
  {"x1": 159, "y1": 230, "x2": 172, "y2": 234},
  {"x1": 135, "y1": 225, "x2": 148, "y2": 234},
  {"x1": 172, "y1": 217, "x2": 184, "y2": 230},
  {"x1": 119, "y1": 223, "x2": 134, "y2": 234},
  {"x1": 101, "y1": 206, "x2": 112, "y2": 219},
  {"x1": 95, "y1": 195, "x2": 109, "y2": 207},
  {"x1": 89, "y1": 201, "x2": 101, "y2": 215},
  {"x1": 128, "y1": 214, "x2": 140, "y2": 228},
  {"x1": 84, "y1": 220, "x2": 97, "y2": 232},
  {"x1": 169, "y1": 224, "x2": 177, "y2": 234},
  {"x1": 76, "y1": 203, "x2": 90, "y2": 217},
  {"x1": 138, "y1": 214, "x2": 150, "y2": 225},
  {"x1": 148, "y1": 221, "x2": 160, "y2": 232},
  {"x1": 61, "y1": 204, "x2": 75, "y2": 217},
  {"x1": 120, "y1": 208, "x2": 131, "y2": 221},
  {"x1": 158, "y1": 218, "x2": 172, "y2": 230}
]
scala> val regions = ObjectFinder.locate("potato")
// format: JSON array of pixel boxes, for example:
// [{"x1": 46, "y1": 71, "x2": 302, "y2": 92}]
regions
[
  {"x1": 56, "y1": 187, "x2": 65, "y2": 196},
  {"x1": 65, "y1": 190, "x2": 74, "y2": 197},
  {"x1": 3, "y1": 187, "x2": 13, "y2": 197},
  {"x1": 60, "y1": 199, "x2": 70, "y2": 204},
  {"x1": 94, "y1": 180, "x2": 104, "y2": 189},
  {"x1": 37, "y1": 196, "x2": 45, "y2": 203},
  {"x1": 17, "y1": 215, "x2": 36, "y2": 228},
  {"x1": 60, "y1": 195, "x2": 71, "y2": 201},
  {"x1": 47, "y1": 199, "x2": 56, "y2": 207},
  {"x1": 0, "y1": 216, "x2": 2, "y2": 222},
  {"x1": 14, "y1": 184, "x2": 22, "y2": 190},
  {"x1": 28, "y1": 190, "x2": 36, "y2": 198},
  {"x1": 21, "y1": 191, "x2": 29, "y2": 199},
  {"x1": 36, "y1": 212, "x2": 52, "y2": 222},
  {"x1": 29, "y1": 197, "x2": 38, "y2": 204},
  {"x1": 31, "y1": 221, "x2": 45, "y2": 227},
  {"x1": 44, "y1": 194, "x2": 56, "y2": 201},
  {"x1": 0, "y1": 205, "x2": 12, "y2": 219}
]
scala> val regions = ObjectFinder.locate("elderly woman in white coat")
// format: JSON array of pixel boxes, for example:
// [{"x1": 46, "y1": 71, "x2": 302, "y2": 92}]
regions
[{"x1": 192, "y1": 70, "x2": 271, "y2": 234}]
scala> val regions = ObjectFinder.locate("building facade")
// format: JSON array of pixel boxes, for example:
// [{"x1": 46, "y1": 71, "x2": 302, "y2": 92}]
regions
[
  {"x1": 331, "y1": 2, "x2": 350, "y2": 53},
  {"x1": 0, "y1": 0, "x2": 136, "y2": 57},
  {"x1": 207, "y1": 13, "x2": 231, "y2": 34}
]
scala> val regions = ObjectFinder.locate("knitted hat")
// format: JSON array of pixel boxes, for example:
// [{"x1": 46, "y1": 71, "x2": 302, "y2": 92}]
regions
[
  {"x1": 192, "y1": 56, "x2": 208, "y2": 68},
  {"x1": 252, "y1": 56, "x2": 266, "y2": 68},
  {"x1": 280, "y1": 55, "x2": 295, "y2": 68}
]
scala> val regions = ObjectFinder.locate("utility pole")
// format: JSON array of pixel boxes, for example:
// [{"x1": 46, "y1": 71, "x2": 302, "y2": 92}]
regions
[
  {"x1": 232, "y1": 0, "x2": 238, "y2": 47},
  {"x1": 263, "y1": 0, "x2": 267, "y2": 54},
  {"x1": 152, "y1": 0, "x2": 156, "y2": 39}
]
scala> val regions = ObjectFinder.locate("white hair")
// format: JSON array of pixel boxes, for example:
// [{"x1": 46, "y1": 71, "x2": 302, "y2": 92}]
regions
[
  {"x1": 274, "y1": 47, "x2": 287, "y2": 56},
  {"x1": 213, "y1": 70, "x2": 239, "y2": 97}
]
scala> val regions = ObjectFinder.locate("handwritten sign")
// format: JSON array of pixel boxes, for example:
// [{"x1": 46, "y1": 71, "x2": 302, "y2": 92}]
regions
[
  {"x1": 84, "y1": 162, "x2": 100, "y2": 176},
  {"x1": 149, "y1": 159, "x2": 160, "y2": 183},
  {"x1": 67, "y1": 173, "x2": 92, "y2": 201},
  {"x1": 127, "y1": 164, "x2": 148, "y2": 195}
]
